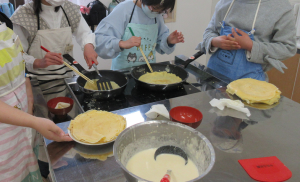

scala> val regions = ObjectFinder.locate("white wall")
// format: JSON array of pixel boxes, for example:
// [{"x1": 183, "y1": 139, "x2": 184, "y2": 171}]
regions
[{"x1": 73, "y1": 0, "x2": 215, "y2": 70}]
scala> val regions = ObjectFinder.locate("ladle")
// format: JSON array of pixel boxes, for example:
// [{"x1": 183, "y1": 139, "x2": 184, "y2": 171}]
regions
[{"x1": 154, "y1": 145, "x2": 188, "y2": 165}]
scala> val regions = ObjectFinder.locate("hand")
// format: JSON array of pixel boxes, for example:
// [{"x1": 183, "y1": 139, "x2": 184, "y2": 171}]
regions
[
  {"x1": 211, "y1": 35, "x2": 241, "y2": 50},
  {"x1": 167, "y1": 30, "x2": 185, "y2": 45},
  {"x1": 230, "y1": 28, "x2": 253, "y2": 52},
  {"x1": 47, "y1": 141, "x2": 74, "y2": 169},
  {"x1": 33, "y1": 52, "x2": 64, "y2": 69},
  {"x1": 119, "y1": 36, "x2": 141, "y2": 49},
  {"x1": 33, "y1": 118, "x2": 73, "y2": 142},
  {"x1": 84, "y1": 44, "x2": 98, "y2": 69}
]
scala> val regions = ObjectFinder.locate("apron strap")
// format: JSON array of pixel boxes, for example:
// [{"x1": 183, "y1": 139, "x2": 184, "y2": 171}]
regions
[
  {"x1": 60, "y1": 6, "x2": 71, "y2": 27},
  {"x1": 223, "y1": 0, "x2": 235, "y2": 22},
  {"x1": 129, "y1": 0, "x2": 138, "y2": 23}
]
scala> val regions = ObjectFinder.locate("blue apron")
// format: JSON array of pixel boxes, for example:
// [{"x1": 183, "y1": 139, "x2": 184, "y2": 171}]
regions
[
  {"x1": 208, "y1": 0, "x2": 265, "y2": 81},
  {"x1": 111, "y1": 2, "x2": 158, "y2": 70}
]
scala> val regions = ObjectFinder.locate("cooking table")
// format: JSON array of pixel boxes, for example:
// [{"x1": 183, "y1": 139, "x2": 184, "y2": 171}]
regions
[{"x1": 32, "y1": 61, "x2": 300, "y2": 182}]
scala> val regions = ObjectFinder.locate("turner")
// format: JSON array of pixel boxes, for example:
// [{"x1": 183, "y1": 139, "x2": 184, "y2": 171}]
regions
[{"x1": 92, "y1": 61, "x2": 113, "y2": 90}]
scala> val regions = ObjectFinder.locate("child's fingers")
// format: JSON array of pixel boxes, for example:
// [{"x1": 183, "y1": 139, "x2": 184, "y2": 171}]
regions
[
  {"x1": 231, "y1": 28, "x2": 239, "y2": 38},
  {"x1": 236, "y1": 28, "x2": 246, "y2": 36}
]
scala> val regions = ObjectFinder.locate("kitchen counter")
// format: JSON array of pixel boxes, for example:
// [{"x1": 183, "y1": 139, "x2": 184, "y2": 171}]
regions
[
  {"x1": 43, "y1": 88, "x2": 300, "y2": 182},
  {"x1": 32, "y1": 62, "x2": 300, "y2": 181}
]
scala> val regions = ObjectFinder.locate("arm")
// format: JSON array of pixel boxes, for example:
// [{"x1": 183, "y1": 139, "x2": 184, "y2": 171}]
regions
[
  {"x1": 248, "y1": 10, "x2": 297, "y2": 72},
  {"x1": 155, "y1": 17, "x2": 176, "y2": 55},
  {"x1": 73, "y1": 14, "x2": 98, "y2": 69},
  {"x1": 0, "y1": 100, "x2": 72, "y2": 142},
  {"x1": 25, "y1": 77, "x2": 34, "y2": 115}
]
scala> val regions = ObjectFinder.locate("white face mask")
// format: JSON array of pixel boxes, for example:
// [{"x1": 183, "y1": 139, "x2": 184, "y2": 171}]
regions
[{"x1": 45, "y1": 0, "x2": 66, "y2": 7}]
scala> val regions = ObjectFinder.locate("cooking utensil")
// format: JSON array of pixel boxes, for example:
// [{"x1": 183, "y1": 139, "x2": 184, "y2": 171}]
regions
[
  {"x1": 128, "y1": 27, "x2": 153, "y2": 73},
  {"x1": 63, "y1": 54, "x2": 128, "y2": 100},
  {"x1": 154, "y1": 145, "x2": 188, "y2": 165},
  {"x1": 92, "y1": 61, "x2": 113, "y2": 90},
  {"x1": 114, "y1": 120, "x2": 215, "y2": 182},
  {"x1": 47, "y1": 97, "x2": 74, "y2": 116},
  {"x1": 160, "y1": 170, "x2": 172, "y2": 182},
  {"x1": 40, "y1": 46, "x2": 94, "y2": 85},
  {"x1": 131, "y1": 51, "x2": 205, "y2": 91}
]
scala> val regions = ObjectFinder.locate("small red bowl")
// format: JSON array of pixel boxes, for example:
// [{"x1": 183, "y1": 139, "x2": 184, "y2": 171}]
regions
[
  {"x1": 47, "y1": 97, "x2": 74, "y2": 116},
  {"x1": 169, "y1": 106, "x2": 203, "y2": 129}
]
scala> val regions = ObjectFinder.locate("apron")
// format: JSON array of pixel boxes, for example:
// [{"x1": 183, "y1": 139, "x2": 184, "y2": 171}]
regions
[
  {"x1": 0, "y1": 23, "x2": 42, "y2": 182},
  {"x1": 111, "y1": 1, "x2": 158, "y2": 70},
  {"x1": 207, "y1": 0, "x2": 265, "y2": 81},
  {"x1": 28, "y1": 9, "x2": 74, "y2": 101}
]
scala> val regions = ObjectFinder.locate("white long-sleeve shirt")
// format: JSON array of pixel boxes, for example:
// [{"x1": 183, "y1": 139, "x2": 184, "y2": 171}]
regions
[{"x1": 13, "y1": 3, "x2": 95, "y2": 70}]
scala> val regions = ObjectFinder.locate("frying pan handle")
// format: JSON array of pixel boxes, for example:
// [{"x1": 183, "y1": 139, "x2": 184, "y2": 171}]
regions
[
  {"x1": 63, "y1": 54, "x2": 87, "y2": 73},
  {"x1": 183, "y1": 51, "x2": 205, "y2": 68}
]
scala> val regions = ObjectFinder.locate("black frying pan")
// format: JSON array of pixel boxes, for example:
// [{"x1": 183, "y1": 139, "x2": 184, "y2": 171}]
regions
[
  {"x1": 63, "y1": 54, "x2": 128, "y2": 100},
  {"x1": 131, "y1": 51, "x2": 204, "y2": 91}
]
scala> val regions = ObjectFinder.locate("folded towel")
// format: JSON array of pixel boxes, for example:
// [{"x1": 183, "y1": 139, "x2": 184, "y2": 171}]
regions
[
  {"x1": 210, "y1": 98, "x2": 251, "y2": 117},
  {"x1": 145, "y1": 104, "x2": 170, "y2": 119}
]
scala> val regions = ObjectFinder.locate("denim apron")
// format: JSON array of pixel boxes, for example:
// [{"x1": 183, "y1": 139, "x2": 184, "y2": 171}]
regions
[
  {"x1": 111, "y1": 1, "x2": 158, "y2": 70},
  {"x1": 208, "y1": 0, "x2": 265, "y2": 81}
]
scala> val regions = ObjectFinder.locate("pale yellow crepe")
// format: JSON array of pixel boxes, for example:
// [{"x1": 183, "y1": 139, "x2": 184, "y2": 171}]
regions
[
  {"x1": 84, "y1": 80, "x2": 120, "y2": 90},
  {"x1": 68, "y1": 110, "x2": 126, "y2": 144},
  {"x1": 226, "y1": 78, "x2": 281, "y2": 105},
  {"x1": 78, "y1": 151, "x2": 114, "y2": 161},
  {"x1": 139, "y1": 71, "x2": 182, "y2": 84},
  {"x1": 55, "y1": 102, "x2": 70, "y2": 109}
]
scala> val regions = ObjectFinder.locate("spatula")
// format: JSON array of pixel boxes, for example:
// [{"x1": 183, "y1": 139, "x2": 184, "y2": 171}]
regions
[{"x1": 91, "y1": 61, "x2": 113, "y2": 90}]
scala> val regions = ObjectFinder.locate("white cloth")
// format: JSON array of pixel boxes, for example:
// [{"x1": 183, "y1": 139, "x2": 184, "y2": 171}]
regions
[
  {"x1": 210, "y1": 98, "x2": 251, "y2": 117},
  {"x1": 294, "y1": 3, "x2": 300, "y2": 49},
  {"x1": 145, "y1": 104, "x2": 170, "y2": 119},
  {"x1": 13, "y1": 3, "x2": 95, "y2": 70}
]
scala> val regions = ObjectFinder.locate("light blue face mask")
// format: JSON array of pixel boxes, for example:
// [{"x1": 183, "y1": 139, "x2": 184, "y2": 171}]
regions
[{"x1": 142, "y1": 4, "x2": 160, "y2": 19}]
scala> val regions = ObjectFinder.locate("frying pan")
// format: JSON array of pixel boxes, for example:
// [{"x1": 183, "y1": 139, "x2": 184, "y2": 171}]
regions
[
  {"x1": 131, "y1": 51, "x2": 204, "y2": 91},
  {"x1": 63, "y1": 54, "x2": 128, "y2": 100}
]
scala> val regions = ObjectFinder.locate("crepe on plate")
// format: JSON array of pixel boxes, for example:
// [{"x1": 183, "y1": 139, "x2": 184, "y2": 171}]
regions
[
  {"x1": 68, "y1": 110, "x2": 126, "y2": 144},
  {"x1": 84, "y1": 79, "x2": 120, "y2": 90},
  {"x1": 139, "y1": 71, "x2": 182, "y2": 84},
  {"x1": 226, "y1": 78, "x2": 281, "y2": 105}
]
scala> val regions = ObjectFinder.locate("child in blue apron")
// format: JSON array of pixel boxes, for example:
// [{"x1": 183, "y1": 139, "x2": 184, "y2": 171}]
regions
[
  {"x1": 197, "y1": 0, "x2": 296, "y2": 81},
  {"x1": 95, "y1": 0, "x2": 184, "y2": 70}
]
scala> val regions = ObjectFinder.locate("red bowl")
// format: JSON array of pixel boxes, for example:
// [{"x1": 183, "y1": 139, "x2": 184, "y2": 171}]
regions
[
  {"x1": 169, "y1": 106, "x2": 203, "y2": 129},
  {"x1": 47, "y1": 97, "x2": 74, "y2": 116}
]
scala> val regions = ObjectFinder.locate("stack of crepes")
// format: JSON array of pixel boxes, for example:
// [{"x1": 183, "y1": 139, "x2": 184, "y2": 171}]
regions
[
  {"x1": 226, "y1": 78, "x2": 281, "y2": 105},
  {"x1": 68, "y1": 110, "x2": 126, "y2": 144}
]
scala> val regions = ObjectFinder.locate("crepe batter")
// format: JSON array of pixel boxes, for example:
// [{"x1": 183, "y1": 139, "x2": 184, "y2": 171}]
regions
[
  {"x1": 84, "y1": 79, "x2": 120, "y2": 90},
  {"x1": 139, "y1": 71, "x2": 182, "y2": 84},
  {"x1": 126, "y1": 148, "x2": 199, "y2": 182}
]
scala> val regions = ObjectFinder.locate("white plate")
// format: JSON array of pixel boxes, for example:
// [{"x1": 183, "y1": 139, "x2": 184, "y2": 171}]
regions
[{"x1": 68, "y1": 129, "x2": 116, "y2": 146}]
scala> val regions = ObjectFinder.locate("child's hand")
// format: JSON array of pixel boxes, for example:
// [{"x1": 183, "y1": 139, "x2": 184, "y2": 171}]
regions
[
  {"x1": 230, "y1": 28, "x2": 253, "y2": 52},
  {"x1": 119, "y1": 36, "x2": 141, "y2": 49},
  {"x1": 167, "y1": 30, "x2": 185, "y2": 45},
  {"x1": 211, "y1": 35, "x2": 241, "y2": 50},
  {"x1": 84, "y1": 44, "x2": 98, "y2": 69},
  {"x1": 34, "y1": 118, "x2": 73, "y2": 142}
]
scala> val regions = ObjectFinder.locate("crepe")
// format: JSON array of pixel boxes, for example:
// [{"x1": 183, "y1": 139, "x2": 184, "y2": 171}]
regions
[
  {"x1": 55, "y1": 102, "x2": 70, "y2": 109},
  {"x1": 68, "y1": 110, "x2": 126, "y2": 144},
  {"x1": 84, "y1": 80, "x2": 120, "y2": 90},
  {"x1": 226, "y1": 78, "x2": 281, "y2": 105},
  {"x1": 138, "y1": 71, "x2": 182, "y2": 84}
]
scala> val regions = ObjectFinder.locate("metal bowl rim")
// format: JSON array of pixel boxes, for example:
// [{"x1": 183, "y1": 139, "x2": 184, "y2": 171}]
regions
[{"x1": 113, "y1": 120, "x2": 216, "y2": 182}]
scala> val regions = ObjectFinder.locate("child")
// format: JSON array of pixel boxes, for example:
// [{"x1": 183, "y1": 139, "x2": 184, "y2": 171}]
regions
[
  {"x1": 197, "y1": 0, "x2": 297, "y2": 81},
  {"x1": 0, "y1": 12, "x2": 71, "y2": 181},
  {"x1": 95, "y1": 0, "x2": 184, "y2": 70}
]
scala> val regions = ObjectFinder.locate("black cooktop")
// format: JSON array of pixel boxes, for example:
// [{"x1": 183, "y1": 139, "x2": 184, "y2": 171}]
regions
[{"x1": 68, "y1": 74, "x2": 200, "y2": 112}]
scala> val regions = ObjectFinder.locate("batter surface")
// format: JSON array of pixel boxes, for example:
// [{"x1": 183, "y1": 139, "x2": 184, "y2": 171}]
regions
[
  {"x1": 126, "y1": 148, "x2": 199, "y2": 182},
  {"x1": 84, "y1": 79, "x2": 120, "y2": 90},
  {"x1": 138, "y1": 71, "x2": 182, "y2": 84}
]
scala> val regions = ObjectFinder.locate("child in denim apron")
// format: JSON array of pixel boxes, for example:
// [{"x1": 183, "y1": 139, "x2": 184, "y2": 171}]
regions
[
  {"x1": 95, "y1": 0, "x2": 184, "y2": 70},
  {"x1": 197, "y1": 0, "x2": 297, "y2": 82}
]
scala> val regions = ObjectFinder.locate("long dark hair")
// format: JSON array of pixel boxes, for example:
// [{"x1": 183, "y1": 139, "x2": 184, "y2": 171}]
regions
[
  {"x1": 141, "y1": 0, "x2": 176, "y2": 12},
  {"x1": 33, "y1": 0, "x2": 60, "y2": 16}
]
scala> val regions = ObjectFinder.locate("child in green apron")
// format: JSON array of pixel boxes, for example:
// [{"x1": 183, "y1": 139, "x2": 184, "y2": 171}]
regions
[{"x1": 95, "y1": 0, "x2": 184, "y2": 70}]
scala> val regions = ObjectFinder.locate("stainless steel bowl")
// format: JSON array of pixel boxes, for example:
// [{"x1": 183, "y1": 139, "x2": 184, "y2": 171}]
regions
[{"x1": 113, "y1": 121, "x2": 215, "y2": 182}]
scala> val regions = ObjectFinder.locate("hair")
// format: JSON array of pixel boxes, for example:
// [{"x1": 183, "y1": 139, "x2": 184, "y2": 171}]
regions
[
  {"x1": 33, "y1": 0, "x2": 60, "y2": 16},
  {"x1": 141, "y1": 0, "x2": 176, "y2": 12}
]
